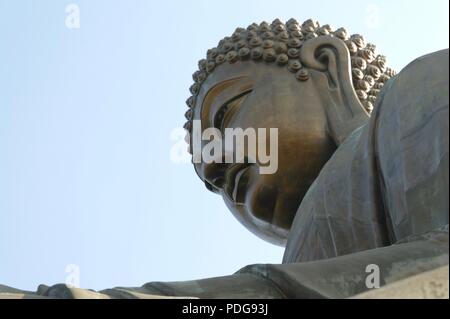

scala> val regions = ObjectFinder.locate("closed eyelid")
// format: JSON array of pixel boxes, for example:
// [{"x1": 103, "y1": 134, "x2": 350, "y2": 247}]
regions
[
  {"x1": 213, "y1": 89, "x2": 253, "y2": 130},
  {"x1": 200, "y1": 77, "x2": 252, "y2": 128}
]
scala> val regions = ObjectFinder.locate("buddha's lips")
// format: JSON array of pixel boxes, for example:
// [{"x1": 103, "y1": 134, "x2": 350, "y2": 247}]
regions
[{"x1": 225, "y1": 163, "x2": 252, "y2": 204}]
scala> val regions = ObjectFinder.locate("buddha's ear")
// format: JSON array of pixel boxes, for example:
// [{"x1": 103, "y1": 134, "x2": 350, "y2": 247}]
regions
[{"x1": 300, "y1": 36, "x2": 369, "y2": 145}]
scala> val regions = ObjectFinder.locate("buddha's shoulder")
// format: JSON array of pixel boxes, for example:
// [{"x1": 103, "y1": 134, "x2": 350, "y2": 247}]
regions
[
  {"x1": 400, "y1": 49, "x2": 448, "y2": 75},
  {"x1": 381, "y1": 49, "x2": 448, "y2": 111},
  {"x1": 374, "y1": 49, "x2": 449, "y2": 143}
]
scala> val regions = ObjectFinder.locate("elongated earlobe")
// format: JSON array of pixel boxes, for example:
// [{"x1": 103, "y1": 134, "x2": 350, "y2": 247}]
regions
[{"x1": 300, "y1": 36, "x2": 369, "y2": 145}]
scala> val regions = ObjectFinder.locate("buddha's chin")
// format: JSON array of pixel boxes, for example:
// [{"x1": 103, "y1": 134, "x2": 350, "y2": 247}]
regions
[{"x1": 223, "y1": 194, "x2": 289, "y2": 246}]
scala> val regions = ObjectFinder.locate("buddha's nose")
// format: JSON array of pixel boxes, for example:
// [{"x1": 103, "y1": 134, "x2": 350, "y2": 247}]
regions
[
  {"x1": 200, "y1": 161, "x2": 230, "y2": 191},
  {"x1": 194, "y1": 149, "x2": 236, "y2": 192}
]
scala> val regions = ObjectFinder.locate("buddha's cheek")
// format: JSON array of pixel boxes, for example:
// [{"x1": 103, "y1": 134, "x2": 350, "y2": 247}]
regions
[
  {"x1": 245, "y1": 181, "x2": 279, "y2": 224},
  {"x1": 273, "y1": 191, "x2": 302, "y2": 229}
]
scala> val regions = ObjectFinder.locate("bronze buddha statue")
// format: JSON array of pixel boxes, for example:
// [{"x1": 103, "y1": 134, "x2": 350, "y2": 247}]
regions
[{"x1": 2, "y1": 18, "x2": 448, "y2": 299}]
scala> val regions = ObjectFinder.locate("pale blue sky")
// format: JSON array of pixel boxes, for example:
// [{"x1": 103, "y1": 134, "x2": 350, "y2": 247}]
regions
[{"x1": 0, "y1": 0, "x2": 448, "y2": 291}]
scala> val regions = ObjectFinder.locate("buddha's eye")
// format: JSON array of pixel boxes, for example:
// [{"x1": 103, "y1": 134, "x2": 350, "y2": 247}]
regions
[{"x1": 213, "y1": 90, "x2": 252, "y2": 131}]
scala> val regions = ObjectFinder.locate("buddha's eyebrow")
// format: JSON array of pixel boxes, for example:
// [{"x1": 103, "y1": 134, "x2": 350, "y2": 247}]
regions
[{"x1": 201, "y1": 77, "x2": 251, "y2": 127}]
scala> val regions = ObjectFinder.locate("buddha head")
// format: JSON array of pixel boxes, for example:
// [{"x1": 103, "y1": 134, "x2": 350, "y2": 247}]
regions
[{"x1": 184, "y1": 18, "x2": 395, "y2": 246}]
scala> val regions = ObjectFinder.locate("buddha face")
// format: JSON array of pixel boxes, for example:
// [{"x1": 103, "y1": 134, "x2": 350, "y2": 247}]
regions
[{"x1": 192, "y1": 61, "x2": 337, "y2": 246}]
